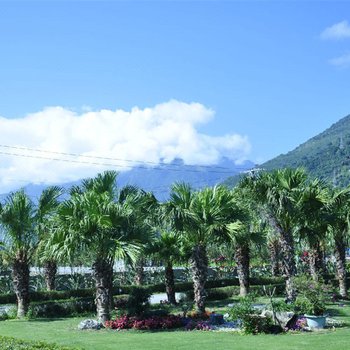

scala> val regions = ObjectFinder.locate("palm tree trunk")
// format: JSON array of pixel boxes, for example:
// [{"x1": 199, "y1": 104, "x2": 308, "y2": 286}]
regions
[
  {"x1": 280, "y1": 231, "x2": 297, "y2": 302},
  {"x1": 12, "y1": 254, "x2": 30, "y2": 318},
  {"x1": 134, "y1": 257, "x2": 145, "y2": 286},
  {"x1": 235, "y1": 243, "x2": 250, "y2": 297},
  {"x1": 266, "y1": 214, "x2": 296, "y2": 302},
  {"x1": 189, "y1": 244, "x2": 208, "y2": 314},
  {"x1": 309, "y1": 242, "x2": 324, "y2": 282},
  {"x1": 334, "y1": 238, "x2": 347, "y2": 298},
  {"x1": 43, "y1": 260, "x2": 57, "y2": 291},
  {"x1": 309, "y1": 248, "x2": 319, "y2": 282},
  {"x1": 268, "y1": 239, "x2": 280, "y2": 277},
  {"x1": 165, "y1": 262, "x2": 176, "y2": 305},
  {"x1": 92, "y1": 258, "x2": 113, "y2": 323}
]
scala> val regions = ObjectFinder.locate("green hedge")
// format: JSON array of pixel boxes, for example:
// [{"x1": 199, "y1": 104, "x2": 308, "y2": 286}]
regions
[
  {"x1": 27, "y1": 297, "x2": 95, "y2": 318},
  {"x1": 0, "y1": 288, "x2": 95, "y2": 305},
  {"x1": 183, "y1": 283, "x2": 286, "y2": 302},
  {"x1": 0, "y1": 336, "x2": 79, "y2": 350},
  {"x1": 0, "y1": 277, "x2": 286, "y2": 305}
]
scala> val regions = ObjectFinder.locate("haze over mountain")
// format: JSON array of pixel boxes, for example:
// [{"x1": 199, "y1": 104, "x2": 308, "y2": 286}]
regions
[
  {"x1": 224, "y1": 114, "x2": 350, "y2": 187},
  {"x1": 0, "y1": 157, "x2": 254, "y2": 202}
]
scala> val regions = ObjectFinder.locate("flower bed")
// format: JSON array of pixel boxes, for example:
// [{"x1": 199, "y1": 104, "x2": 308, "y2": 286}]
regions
[
  {"x1": 105, "y1": 313, "x2": 217, "y2": 331},
  {"x1": 105, "y1": 315, "x2": 183, "y2": 330}
]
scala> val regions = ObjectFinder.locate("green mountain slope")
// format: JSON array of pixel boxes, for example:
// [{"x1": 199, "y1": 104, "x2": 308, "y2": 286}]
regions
[{"x1": 224, "y1": 114, "x2": 350, "y2": 187}]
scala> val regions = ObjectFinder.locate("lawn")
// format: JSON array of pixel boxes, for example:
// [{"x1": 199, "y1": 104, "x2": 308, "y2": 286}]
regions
[{"x1": 1, "y1": 300, "x2": 350, "y2": 350}]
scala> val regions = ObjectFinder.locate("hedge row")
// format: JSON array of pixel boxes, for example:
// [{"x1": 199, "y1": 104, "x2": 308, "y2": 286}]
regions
[
  {"x1": 0, "y1": 276, "x2": 286, "y2": 305},
  {"x1": 0, "y1": 336, "x2": 79, "y2": 350},
  {"x1": 182, "y1": 283, "x2": 286, "y2": 302},
  {"x1": 28, "y1": 297, "x2": 95, "y2": 318}
]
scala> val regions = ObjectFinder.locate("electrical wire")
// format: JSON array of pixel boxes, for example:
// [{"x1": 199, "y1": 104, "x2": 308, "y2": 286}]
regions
[
  {"x1": 0, "y1": 144, "x2": 255, "y2": 172},
  {"x1": 0, "y1": 150, "x2": 253, "y2": 175}
]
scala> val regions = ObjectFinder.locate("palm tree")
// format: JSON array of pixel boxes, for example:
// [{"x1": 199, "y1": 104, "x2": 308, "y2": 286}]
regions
[
  {"x1": 327, "y1": 187, "x2": 350, "y2": 298},
  {"x1": 240, "y1": 168, "x2": 307, "y2": 301},
  {"x1": 147, "y1": 230, "x2": 183, "y2": 304},
  {"x1": 166, "y1": 183, "x2": 243, "y2": 313},
  {"x1": 230, "y1": 187, "x2": 265, "y2": 296},
  {"x1": 36, "y1": 186, "x2": 63, "y2": 291},
  {"x1": 295, "y1": 179, "x2": 329, "y2": 281},
  {"x1": 119, "y1": 186, "x2": 158, "y2": 287},
  {"x1": 0, "y1": 190, "x2": 36, "y2": 317},
  {"x1": 50, "y1": 171, "x2": 146, "y2": 322},
  {"x1": 266, "y1": 230, "x2": 282, "y2": 277}
]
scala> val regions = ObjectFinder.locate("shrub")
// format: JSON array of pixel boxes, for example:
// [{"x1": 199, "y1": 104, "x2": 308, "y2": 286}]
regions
[
  {"x1": 114, "y1": 295, "x2": 128, "y2": 309},
  {"x1": 105, "y1": 314, "x2": 183, "y2": 330},
  {"x1": 125, "y1": 287, "x2": 151, "y2": 316},
  {"x1": 0, "y1": 277, "x2": 286, "y2": 305},
  {"x1": 183, "y1": 283, "x2": 285, "y2": 303},
  {"x1": 0, "y1": 336, "x2": 79, "y2": 350},
  {"x1": 293, "y1": 275, "x2": 330, "y2": 316},
  {"x1": 27, "y1": 297, "x2": 95, "y2": 318},
  {"x1": 228, "y1": 296, "x2": 273, "y2": 334}
]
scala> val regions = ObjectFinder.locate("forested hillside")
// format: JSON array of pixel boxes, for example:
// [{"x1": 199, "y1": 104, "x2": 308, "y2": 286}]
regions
[{"x1": 224, "y1": 114, "x2": 350, "y2": 188}]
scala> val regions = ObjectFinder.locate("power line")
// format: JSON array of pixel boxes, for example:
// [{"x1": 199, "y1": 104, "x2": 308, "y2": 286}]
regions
[
  {"x1": 0, "y1": 150, "x2": 252, "y2": 175},
  {"x1": 0, "y1": 144, "x2": 254, "y2": 172}
]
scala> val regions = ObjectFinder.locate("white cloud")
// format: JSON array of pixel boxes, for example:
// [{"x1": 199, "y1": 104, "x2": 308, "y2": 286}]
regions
[
  {"x1": 320, "y1": 20, "x2": 350, "y2": 40},
  {"x1": 0, "y1": 100, "x2": 251, "y2": 193},
  {"x1": 329, "y1": 53, "x2": 350, "y2": 68}
]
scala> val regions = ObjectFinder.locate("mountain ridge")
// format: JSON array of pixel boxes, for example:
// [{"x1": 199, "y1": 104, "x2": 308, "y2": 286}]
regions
[
  {"x1": 0, "y1": 157, "x2": 254, "y2": 201},
  {"x1": 224, "y1": 114, "x2": 350, "y2": 188}
]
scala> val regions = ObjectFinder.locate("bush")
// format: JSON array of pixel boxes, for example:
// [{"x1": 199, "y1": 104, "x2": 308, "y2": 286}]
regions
[
  {"x1": 27, "y1": 297, "x2": 95, "y2": 318},
  {"x1": 0, "y1": 305, "x2": 17, "y2": 320},
  {"x1": 293, "y1": 275, "x2": 330, "y2": 316},
  {"x1": 125, "y1": 287, "x2": 151, "y2": 316},
  {"x1": 114, "y1": 294, "x2": 129, "y2": 309},
  {"x1": 228, "y1": 296, "x2": 273, "y2": 334},
  {"x1": 183, "y1": 283, "x2": 285, "y2": 302},
  {"x1": 0, "y1": 277, "x2": 286, "y2": 305},
  {"x1": 0, "y1": 336, "x2": 79, "y2": 350},
  {"x1": 105, "y1": 314, "x2": 183, "y2": 330}
]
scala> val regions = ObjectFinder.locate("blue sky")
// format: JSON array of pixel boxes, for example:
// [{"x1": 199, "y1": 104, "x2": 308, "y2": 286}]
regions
[{"x1": 0, "y1": 1, "x2": 350, "y2": 190}]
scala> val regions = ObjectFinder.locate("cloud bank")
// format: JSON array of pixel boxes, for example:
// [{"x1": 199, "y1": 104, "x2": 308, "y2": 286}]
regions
[
  {"x1": 0, "y1": 100, "x2": 251, "y2": 193},
  {"x1": 321, "y1": 20, "x2": 350, "y2": 40}
]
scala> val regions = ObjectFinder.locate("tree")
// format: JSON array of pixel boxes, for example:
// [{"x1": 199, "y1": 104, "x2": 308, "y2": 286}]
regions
[
  {"x1": 147, "y1": 230, "x2": 183, "y2": 304},
  {"x1": 0, "y1": 190, "x2": 36, "y2": 317},
  {"x1": 295, "y1": 179, "x2": 329, "y2": 281},
  {"x1": 240, "y1": 168, "x2": 307, "y2": 301},
  {"x1": 166, "y1": 183, "x2": 243, "y2": 313},
  {"x1": 50, "y1": 171, "x2": 146, "y2": 322},
  {"x1": 36, "y1": 186, "x2": 63, "y2": 291},
  {"x1": 119, "y1": 186, "x2": 158, "y2": 287},
  {"x1": 266, "y1": 230, "x2": 282, "y2": 277},
  {"x1": 327, "y1": 188, "x2": 350, "y2": 298},
  {"x1": 229, "y1": 187, "x2": 264, "y2": 296}
]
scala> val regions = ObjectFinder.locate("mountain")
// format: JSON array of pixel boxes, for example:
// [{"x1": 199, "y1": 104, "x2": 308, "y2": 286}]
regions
[
  {"x1": 224, "y1": 114, "x2": 350, "y2": 188},
  {"x1": 0, "y1": 157, "x2": 254, "y2": 202}
]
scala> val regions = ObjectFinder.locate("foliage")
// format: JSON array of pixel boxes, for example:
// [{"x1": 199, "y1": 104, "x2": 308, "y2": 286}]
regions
[
  {"x1": 228, "y1": 296, "x2": 273, "y2": 334},
  {"x1": 0, "y1": 336, "x2": 79, "y2": 350},
  {"x1": 293, "y1": 274, "x2": 331, "y2": 316},
  {"x1": 125, "y1": 287, "x2": 151, "y2": 316},
  {"x1": 0, "y1": 277, "x2": 287, "y2": 306},
  {"x1": 105, "y1": 314, "x2": 183, "y2": 330},
  {"x1": 27, "y1": 297, "x2": 95, "y2": 318},
  {"x1": 224, "y1": 114, "x2": 350, "y2": 188}
]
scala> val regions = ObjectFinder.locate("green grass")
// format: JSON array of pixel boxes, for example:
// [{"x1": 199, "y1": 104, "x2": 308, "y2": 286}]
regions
[{"x1": 1, "y1": 301, "x2": 350, "y2": 350}]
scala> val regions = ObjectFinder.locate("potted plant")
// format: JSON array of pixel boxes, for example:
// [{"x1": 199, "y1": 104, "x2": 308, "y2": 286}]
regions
[{"x1": 293, "y1": 275, "x2": 328, "y2": 329}]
